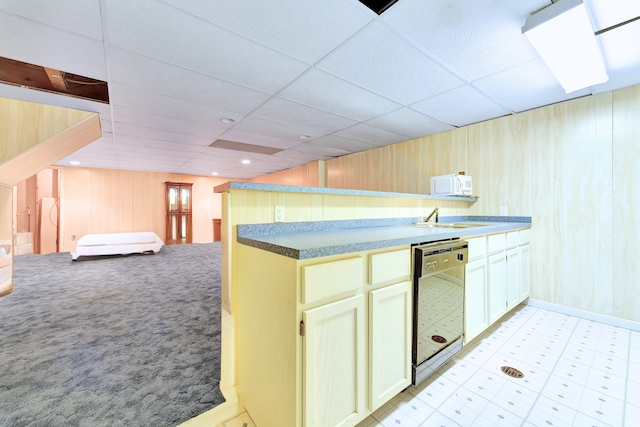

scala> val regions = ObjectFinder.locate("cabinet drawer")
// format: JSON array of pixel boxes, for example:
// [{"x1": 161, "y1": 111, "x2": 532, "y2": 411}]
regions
[
  {"x1": 487, "y1": 233, "x2": 506, "y2": 254},
  {"x1": 519, "y1": 229, "x2": 531, "y2": 245},
  {"x1": 506, "y1": 231, "x2": 519, "y2": 249},
  {"x1": 302, "y1": 257, "x2": 363, "y2": 304},
  {"x1": 466, "y1": 237, "x2": 486, "y2": 261},
  {"x1": 369, "y1": 248, "x2": 411, "y2": 285}
]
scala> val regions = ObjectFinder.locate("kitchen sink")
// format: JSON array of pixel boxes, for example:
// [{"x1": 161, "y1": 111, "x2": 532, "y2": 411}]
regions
[{"x1": 407, "y1": 222, "x2": 488, "y2": 229}]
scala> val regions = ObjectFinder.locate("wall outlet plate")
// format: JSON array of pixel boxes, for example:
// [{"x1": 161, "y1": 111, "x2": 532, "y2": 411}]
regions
[
  {"x1": 274, "y1": 205, "x2": 285, "y2": 222},
  {"x1": 499, "y1": 206, "x2": 508, "y2": 216}
]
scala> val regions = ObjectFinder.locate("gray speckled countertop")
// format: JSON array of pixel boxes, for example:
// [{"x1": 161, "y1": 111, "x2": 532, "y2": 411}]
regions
[
  {"x1": 237, "y1": 216, "x2": 531, "y2": 260},
  {"x1": 214, "y1": 181, "x2": 478, "y2": 202}
]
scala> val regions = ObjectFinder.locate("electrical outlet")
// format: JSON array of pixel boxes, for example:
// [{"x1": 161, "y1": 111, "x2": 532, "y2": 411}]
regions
[
  {"x1": 274, "y1": 205, "x2": 285, "y2": 223},
  {"x1": 499, "y1": 206, "x2": 508, "y2": 216},
  {"x1": 71, "y1": 235, "x2": 76, "y2": 241}
]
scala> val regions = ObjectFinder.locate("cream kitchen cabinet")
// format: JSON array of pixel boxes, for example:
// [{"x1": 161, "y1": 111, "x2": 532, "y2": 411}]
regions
[
  {"x1": 464, "y1": 236, "x2": 488, "y2": 344},
  {"x1": 303, "y1": 294, "x2": 365, "y2": 427},
  {"x1": 487, "y1": 233, "x2": 507, "y2": 324},
  {"x1": 234, "y1": 243, "x2": 411, "y2": 427},
  {"x1": 519, "y1": 230, "x2": 531, "y2": 302},
  {"x1": 486, "y1": 229, "x2": 531, "y2": 326},
  {"x1": 488, "y1": 251, "x2": 508, "y2": 324},
  {"x1": 369, "y1": 279, "x2": 411, "y2": 410}
]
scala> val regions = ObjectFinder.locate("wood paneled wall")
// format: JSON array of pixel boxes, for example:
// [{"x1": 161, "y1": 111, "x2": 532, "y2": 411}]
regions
[
  {"x1": 249, "y1": 160, "x2": 324, "y2": 187},
  {"x1": 612, "y1": 85, "x2": 640, "y2": 321},
  {"x1": 58, "y1": 167, "x2": 232, "y2": 252},
  {"x1": 0, "y1": 97, "x2": 100, "y2": 186},
  {"x1": 0, "y1": 97, "x2": 94, "y2": 163},
  {"x1": 324, "y1": 84, "x2": 640, "y2": 322}
]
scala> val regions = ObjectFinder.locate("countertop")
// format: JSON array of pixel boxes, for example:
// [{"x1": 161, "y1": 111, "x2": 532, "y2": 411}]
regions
[
  {"x1": 214, "y1": 181, "x2": 478, "y2": 202},
  {"x1": 237, "y1": 216, "x2": 531, "y2": 260}
]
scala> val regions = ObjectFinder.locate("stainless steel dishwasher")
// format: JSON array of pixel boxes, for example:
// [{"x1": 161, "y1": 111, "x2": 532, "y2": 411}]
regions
[{"x1": 411, "y1": 239, "x2": 469, "y2": 386}]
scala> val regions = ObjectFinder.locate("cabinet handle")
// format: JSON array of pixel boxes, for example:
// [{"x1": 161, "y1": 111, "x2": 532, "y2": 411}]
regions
[{"x1": 299, "y1": 320, "x2": 305, "y2": 336}]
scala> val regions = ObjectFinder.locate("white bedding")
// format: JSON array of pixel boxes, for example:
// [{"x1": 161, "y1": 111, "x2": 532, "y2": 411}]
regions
[{"x1": 71, "y1": 232, "x2": 163, "y2": 260}]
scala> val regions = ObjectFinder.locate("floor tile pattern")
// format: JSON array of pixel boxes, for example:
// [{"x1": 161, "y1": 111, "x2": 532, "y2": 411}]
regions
[{"x1": 357, "y1": 305, "x2": 639, "y2": 427}]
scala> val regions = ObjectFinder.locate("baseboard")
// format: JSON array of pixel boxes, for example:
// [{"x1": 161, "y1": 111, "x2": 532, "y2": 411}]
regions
[{"x1": 526, "y1": 298, "x2": 640, "y2": 332}]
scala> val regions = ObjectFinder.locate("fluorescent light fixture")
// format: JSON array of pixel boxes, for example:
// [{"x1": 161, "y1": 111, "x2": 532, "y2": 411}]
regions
[
  {"x1": 522, "y1": 0, "x2": 608, "y2": 93},
  {"x1": 241, "y1": 159, "x2": 251, "y2": 164},
  {"x1": 69, "y1": 161, "x2": 81, "y2": 166}
]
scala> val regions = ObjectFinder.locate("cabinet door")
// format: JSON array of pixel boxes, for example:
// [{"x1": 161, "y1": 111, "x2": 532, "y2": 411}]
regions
[
  {"x1": 303, "y1": 295, "x2": 365, "y2": 427},
  {"x1": 519, "y1": 244, "x2": 531, "y2": 302},
  {"x1": 488, "y1": 252, "x2": 507, "y2": 325},
  {"x1": 369, "y1": 281, "x2": 412, "y2": 411},
  {"x1": 506, "y1": 247, "x2": 520, "y2": 310},
  {"x1": 464, "y1": 258, "x2": 488, "y2": 344}
]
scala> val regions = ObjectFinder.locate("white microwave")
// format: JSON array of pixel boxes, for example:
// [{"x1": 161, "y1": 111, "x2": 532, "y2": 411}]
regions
[{"x1": 430, "y1": 174, "x2": 473, "y2": 196}]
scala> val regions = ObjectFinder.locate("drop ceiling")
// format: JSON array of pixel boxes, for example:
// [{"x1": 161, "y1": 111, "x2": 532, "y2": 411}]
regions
[{"x1": 1, "y1": 0, "x2": 638, "y2": 179}]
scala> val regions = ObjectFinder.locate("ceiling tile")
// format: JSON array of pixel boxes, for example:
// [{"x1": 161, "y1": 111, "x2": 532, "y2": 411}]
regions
[
  {"x1": 289, "y1": 142, "x2": 351, "y2": 157},
  {"x1": 382, "y1": 0, "x2": 547, "y2": 81},
  {"x1": 587, "y1": 0, "x2": 640, "y2": 31},
  {"x1": 228, "y1": 117, "x2": 324, "y2": 148},
  {"x1": 112, "y1": 134, "x2": 208, "y2": 154},
  {"x1": 113, "y1": 122, "x2": 212, "y2": 147},
  {"x1": 317, "y1": 21, "x2": 465, "y2": 104},
  {"x1": 0, "y1": 0, "x2": 103, "y2": 39},
  {"x1": 104, "y1": 0, "x2": 309, "y2": 93},
  {"x1": 411, "y1": 86, "x2": 513, "y2": 127},
  {"x1": 218, "y1": 129, "x2": 304, "y2": 151},
  {"x1": 108, "y1": 49, "x2": 272, "y2": 115},
  {"x1": 252, "y1": 97, "x2": 358, "y2": 133},
  {"x1": 598, "y1": 20, "x2": 640, "y2": 71},
  {"x1": 111, "y1": 106, "x2": 228, "y2": 138},
  {"x1": 115, "y1": 143, "x2": 191, "y2": 162},
  {"x1": 109, "y1": 82, "x2": 244, "y2": 127},
  {"x1": 310, "y1": 135, "x2": 378, "y2": 153},
  {"x1": 366, "y1": 107, "x2": 455, "y2": 138},
  {"x1": 270, "y1": 149, "x2": 327, "y2": 163},
  {"x1": 473, "y1": 59, "x2": 591, "y2": 113},
  {"x1": 162, "y1": 0, "x2": 374, "y2": 64},
  {"x1": 279, "y1": 69, "x2": 401, "y2": 121},
  {"x1": 0, "y1": 11, "x2": 107, "y2": 80},
  {"x1": 334, "y1": 123, "x2": 407, "y2": 147}
]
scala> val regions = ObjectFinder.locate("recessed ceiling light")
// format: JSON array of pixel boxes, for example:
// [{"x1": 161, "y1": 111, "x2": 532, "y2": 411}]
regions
[
  {"x1": 211, "y1": 172, "x2": 219, "y2": 176},
  {"x1": 299, "y1": 134, "x2": 312, "y2": 139},
  {"x1": 220, "y1": 118, "x2": 236, "y2": 124},
  {"x1": 241, "y1": 159, "x2": 251, "y2": 164},
  {"x1": 70, "y1": 161, "x2": 81, "y2": 166}
]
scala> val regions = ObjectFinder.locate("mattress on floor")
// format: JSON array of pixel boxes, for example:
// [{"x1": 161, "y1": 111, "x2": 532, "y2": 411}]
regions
[{"x1": 71, "y1": 232, "x2": 164, "y2": 260}]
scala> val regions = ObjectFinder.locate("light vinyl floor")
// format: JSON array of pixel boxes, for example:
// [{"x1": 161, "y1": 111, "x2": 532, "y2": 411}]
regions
[{"x1": 357, "y1": 305, "x2": 639, "y2": 427}]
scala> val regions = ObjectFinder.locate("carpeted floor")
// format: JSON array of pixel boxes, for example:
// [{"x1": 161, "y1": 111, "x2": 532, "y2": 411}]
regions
[{"x1": 0, "y1": 242, "x2": 224, "y2": 427}]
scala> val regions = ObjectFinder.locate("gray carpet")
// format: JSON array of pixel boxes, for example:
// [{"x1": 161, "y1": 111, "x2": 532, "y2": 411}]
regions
[{"x1": 0, "y1": 242, "x2": 224, "y2": 427}]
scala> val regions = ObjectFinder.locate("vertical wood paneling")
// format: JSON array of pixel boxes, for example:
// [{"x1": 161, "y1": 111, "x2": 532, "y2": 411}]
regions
[
  {"x1": 529, "y1": 106, "x2": 556, "y2": 304},
  {"x1": 613, "y1": 85, "x2": 640, "y2": 321},
  {"x1": 250, "y1": 162, "x2": 316, "y2": 186},
  {"x1": 57, "y1": 168, "x2": 231, "y2": 252},
  {"x1": 503, "y1": 114, "x2": 531, "y2": 216},
  {"x1": 320, "y1": 83, "x2": 640, "y2": 322},
  {"x1": 132, "y1": 172, "x2": 169, "y2": 241},
  {"x1": 0, "y1": 96, "x2": 94, "y2": 163},
  {"x1": 466, "y1": 123, "x2": 488, "y2": 215}
]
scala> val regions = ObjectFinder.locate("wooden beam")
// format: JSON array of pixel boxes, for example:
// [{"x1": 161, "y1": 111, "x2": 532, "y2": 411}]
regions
[{"x1": 43, "y1": 67, "x2": 68, "y2": 91}]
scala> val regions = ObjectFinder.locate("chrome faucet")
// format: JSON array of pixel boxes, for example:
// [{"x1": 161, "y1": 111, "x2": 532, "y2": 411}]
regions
[{"x1": 423, "y1": 207, "x2": 439, "y2": 223}]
